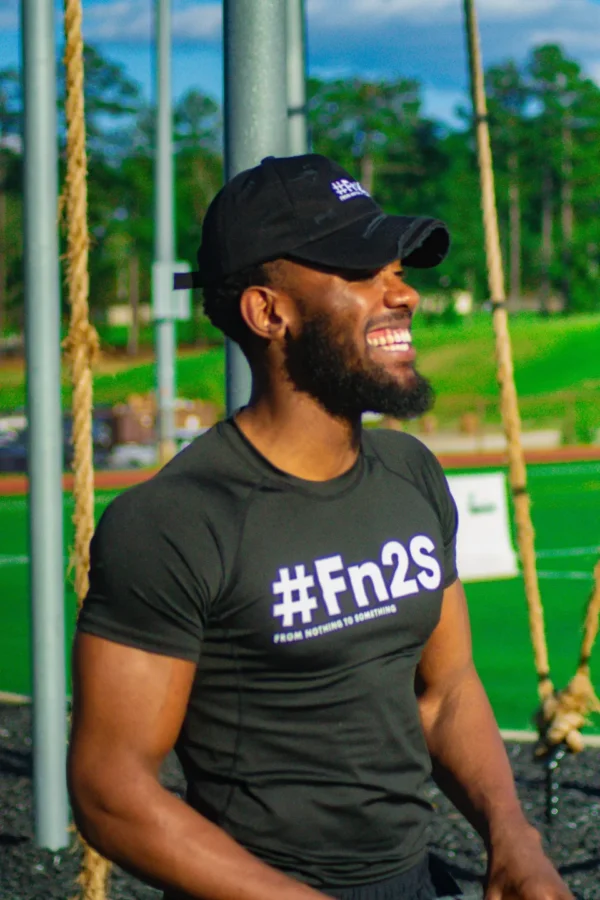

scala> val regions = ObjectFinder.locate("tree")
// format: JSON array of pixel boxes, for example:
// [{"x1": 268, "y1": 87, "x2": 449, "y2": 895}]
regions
[
  {"x1": 307, "y1": 76, "x2": 460, "y2": 299},
  {"x1": 57, "y1": 45, "x2": 147, "y2": 324},
  {"x1": 58, "y1": 44, "x2": 143, "y2": 162},
  {"x1": 174, "y1": 90, "x2": 223, "y2": 276},
  {"x1": 0, "y1": 67, "x2": 21, "y2": 338},
  {"x1": 527, "y1": 45, "x2": 600, "y2": 313},
  {"x1": 308, "y1": 76, "x2": 425, "y2": 193},
  {"x1": 485, "y1": 61, "x2": 529, "y2": 303}
]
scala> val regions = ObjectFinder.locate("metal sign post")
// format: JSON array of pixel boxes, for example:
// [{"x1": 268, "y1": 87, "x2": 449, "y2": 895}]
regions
[
  {"x1": 223, "y1": 0, "x2": 289, "y2": 415},
  {"x1": 286, "y1": 0, "x2": 309, "y2": 155},
  {"x1": 153, "y1": 0, "x2": 177, "y2": 463},
  {"x1": 22, "y1": 0, "x2": 69, "y2": 851}
]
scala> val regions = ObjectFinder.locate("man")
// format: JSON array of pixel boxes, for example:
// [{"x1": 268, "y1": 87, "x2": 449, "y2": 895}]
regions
[{"x1": 68, "y1": 154, "x2": 572, "y2": 900}]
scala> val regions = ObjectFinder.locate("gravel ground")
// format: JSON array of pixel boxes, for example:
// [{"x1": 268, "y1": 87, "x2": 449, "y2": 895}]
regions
[{"x1": 1, "y1": 703, "x2": 599, "y2": 900}]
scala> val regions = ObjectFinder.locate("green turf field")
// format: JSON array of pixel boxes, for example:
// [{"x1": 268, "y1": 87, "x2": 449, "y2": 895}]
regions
[{"x1": 1, "y1": 459, "x2": 599, "y2": 732}]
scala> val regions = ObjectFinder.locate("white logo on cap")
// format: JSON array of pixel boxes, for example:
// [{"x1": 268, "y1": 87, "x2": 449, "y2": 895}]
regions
[{"x1": 330, "y1": 178, "x2": 370, "y2": 202}]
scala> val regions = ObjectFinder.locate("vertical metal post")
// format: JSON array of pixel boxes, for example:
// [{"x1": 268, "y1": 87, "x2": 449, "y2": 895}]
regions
[
  {"x1": 286, "y1": 0, "x2": 308, "y2": 155},
  {"x1": 22, "y1": 0, "x2": 69, "y2": 850},
  {"x1": 153, "y1": 0, "x2": 176, "y2": 463},
  {"x1": 223, "y1": 0, "x2": 289, "y2": 415}
]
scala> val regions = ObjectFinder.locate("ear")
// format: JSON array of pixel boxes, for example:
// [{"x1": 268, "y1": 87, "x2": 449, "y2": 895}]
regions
[{"x1": 239, "y1": 285, "x2": 291, "y2": 342}]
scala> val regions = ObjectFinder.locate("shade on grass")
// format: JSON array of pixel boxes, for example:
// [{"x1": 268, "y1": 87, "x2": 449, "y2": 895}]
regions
[
  {"x1": 0, "y1": 346, "x2": 226, "y2": 412},
  {"x1": 1, "y1": 459, "x2": 599, "y2": 732}
]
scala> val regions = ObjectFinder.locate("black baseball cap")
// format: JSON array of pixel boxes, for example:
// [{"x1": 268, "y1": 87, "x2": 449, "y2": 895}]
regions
[{"x1": 174, "y1": 153, "x2": 450, "y2": 290}]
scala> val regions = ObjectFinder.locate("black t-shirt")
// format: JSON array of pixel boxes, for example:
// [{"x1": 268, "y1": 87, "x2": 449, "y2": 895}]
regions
[{"x1": 78, "y1": 420, "x2": 458, "y2": 889}]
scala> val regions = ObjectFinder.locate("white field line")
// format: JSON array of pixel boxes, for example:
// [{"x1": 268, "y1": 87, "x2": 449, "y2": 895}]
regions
[
  {"x1": 500, "y1": 729, "x2": 600, "y2": 748},
  {"x1": 528, "y1": 462, "x2": 600, "y2": 478},
  {"x1": 535, "y1": 546, "x2": 600, "y2": 559},
  {"x1": 537, "y1": 570, "x2": 594, "y2": 581},
  {"x1": 0, "y1": 554, "x2": 29, "y2": 567},
  {"x1": 0, "y1": 691, "x2": 31, "y2": 704}
]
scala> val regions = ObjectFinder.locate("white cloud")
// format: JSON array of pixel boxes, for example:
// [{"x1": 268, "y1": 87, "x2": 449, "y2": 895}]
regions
[
  {"x1": 477, "y1": 0, "x2": 561, "y2": 19},
  {"x1": 585, "y1": 59, "x2": 600, "y2": 85},
  {"x1": 83, "y1": 1, "x2": 152, "y2": 41},
  {"x1": 81, "y1": 0, "x2": 221, "y2": 43},
  {"x1": 529, "y1": 29, "x2": 600, "y2": 53},
  {"x1": 307, "y1": 0, "x2": 561, "y2": 29},
  {"x1": 172, "y1": 3, "x2": 221, "y2": 40},
  {"x1": 0, "y1": 0, "x2": 17, "y2": 31}
]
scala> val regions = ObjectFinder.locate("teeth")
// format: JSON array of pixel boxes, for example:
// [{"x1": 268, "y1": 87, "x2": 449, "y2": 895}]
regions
[
  {"x1": 380, "y1": 342, "x2": 409, "y2": 352},
  {"x1": 367, "y1": 328, "x2": 412, "y2": 348}
]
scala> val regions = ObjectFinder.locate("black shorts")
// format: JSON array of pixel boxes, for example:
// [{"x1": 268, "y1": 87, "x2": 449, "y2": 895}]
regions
[
  {"x1": 162, "y1": 854, "x2": 464, "y2": 900},
  {"x1": 324, "y1": 854, "x2": 463, "y2": 900}
]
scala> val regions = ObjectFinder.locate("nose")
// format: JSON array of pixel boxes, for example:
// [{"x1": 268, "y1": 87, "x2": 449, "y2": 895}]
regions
[{"x1": 382, "y1": 274, "x2": 419, "y2": 311}]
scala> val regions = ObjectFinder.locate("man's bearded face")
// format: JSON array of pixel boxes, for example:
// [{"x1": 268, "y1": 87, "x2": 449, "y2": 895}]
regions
[{"x1": 283, "y1": 305, "x2": 435, "y2": 421}]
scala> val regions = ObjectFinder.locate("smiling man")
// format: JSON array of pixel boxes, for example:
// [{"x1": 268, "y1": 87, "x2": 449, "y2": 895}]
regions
[{"x1": 68, "y1": 154, "x2": 572, "y2": 900}]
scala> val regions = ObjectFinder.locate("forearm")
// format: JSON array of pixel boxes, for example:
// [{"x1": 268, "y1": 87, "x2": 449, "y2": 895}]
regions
[
  {"x1": 72, "y1": 768, "x2": 325, "y2": 900},
  {"x1": 418, "y1": 663, "x2": 535, "y2": 849}
]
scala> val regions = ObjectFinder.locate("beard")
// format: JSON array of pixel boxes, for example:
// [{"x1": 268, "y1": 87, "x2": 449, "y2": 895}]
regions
[{"x1": 283, "y1": 309, "x2": 435, "y2": 421}]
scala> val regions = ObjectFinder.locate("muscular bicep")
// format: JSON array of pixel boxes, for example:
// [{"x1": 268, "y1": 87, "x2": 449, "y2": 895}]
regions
[
  {"x1": 416, "y1": 579, "x2": 474, "y2": 702},
  {"x1": 69, "y1": 632, "x2": 196, "y2": 793}
]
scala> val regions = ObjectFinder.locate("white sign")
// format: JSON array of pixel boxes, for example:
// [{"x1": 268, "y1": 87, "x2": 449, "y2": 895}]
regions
[
  {"x1": 447, "y1": 472, "x2": 518, "y2": 582},
  {"x1": 152, "y1": 261, "x2": 191, "y2": 321}
]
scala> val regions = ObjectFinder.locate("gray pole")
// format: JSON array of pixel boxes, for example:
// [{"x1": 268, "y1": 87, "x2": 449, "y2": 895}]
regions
[
  {"x1": 223, "y1": 0, "x2": 289, "y2": 415},
  {"x1": 21, "y1": 0, "x2": 69, "y2": 850},
  {"x1": 286, "y1": 0, "x2": 309, "y2": 155},
  {"x1": 153, "y1": 0, "x2": 177, "y2": 463}
]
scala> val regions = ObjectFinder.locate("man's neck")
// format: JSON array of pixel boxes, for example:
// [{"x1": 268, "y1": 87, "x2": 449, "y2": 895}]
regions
[{"x1": 235, "y1": 392, "x2": 362, "y2": 483}]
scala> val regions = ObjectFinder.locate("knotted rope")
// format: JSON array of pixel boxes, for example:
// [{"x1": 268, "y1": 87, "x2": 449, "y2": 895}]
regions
[
  {"x1": 463, "y1": 0, "x2": 553, "y2": 708},
  {"x1": 464, "y1": 0, "x2": 600, "y2": 754},
  {"x1": 535, "y1": 560, "x2": 600, "y2": 755},
  {"x1": 62, "y1": 0, "x2": 110, "y2": 896}
]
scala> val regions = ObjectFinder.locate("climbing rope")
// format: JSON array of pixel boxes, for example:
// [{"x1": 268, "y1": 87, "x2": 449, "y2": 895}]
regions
[
  {"x1": 463, "y1": 0, "x2": 553, "y2": 706},
  {"x1": 62, "y1": 0, "x2": 110, "y2": 897},
  {"x1": 535, "y1": 560, "x2": 600, "y2": 756},
  {"x1": 463, "y1": 0, "x2": 600, "y2": 756}
]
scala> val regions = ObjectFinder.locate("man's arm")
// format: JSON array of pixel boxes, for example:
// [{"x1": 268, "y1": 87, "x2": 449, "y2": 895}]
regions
[
  {"x1": 416, "y1": 579, "x2": 572, "y2": 899},
  {"x1": 68, "y1": 632, "x2": 326, "y2": 900}
]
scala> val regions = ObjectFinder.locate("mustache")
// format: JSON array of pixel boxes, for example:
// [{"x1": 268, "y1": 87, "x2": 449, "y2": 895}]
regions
[{"x1": 364, "y1": 311, "x2": 413, "y2": 334}]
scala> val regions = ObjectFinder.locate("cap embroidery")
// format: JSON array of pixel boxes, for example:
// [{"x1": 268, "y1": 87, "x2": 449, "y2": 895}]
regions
[{"x1": 330, "y1": 178, "x2": 370, "y2": 202}]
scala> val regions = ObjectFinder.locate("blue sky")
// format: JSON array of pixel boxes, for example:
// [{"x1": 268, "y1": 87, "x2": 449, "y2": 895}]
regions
[{"x1": 2, "y1": 0, "x2": 600, "y2": 126}]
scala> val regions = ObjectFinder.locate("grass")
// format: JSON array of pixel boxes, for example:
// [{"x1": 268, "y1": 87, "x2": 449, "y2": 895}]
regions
[
  {"x1": 1, "y1": 459, "x2": 599, "y2": 732},
  {"x1": 411, "y1": 313, "x2": 600, "y2": 436},
  {"x1": 0, "y1": 346, "x2": 225, "y2": 412},
  {"x1": 412, "y1": 312, "x2": 600, "y2": 396},
  {"x1": 1, "y1": 314, "x2": 599, "y2": 436}
]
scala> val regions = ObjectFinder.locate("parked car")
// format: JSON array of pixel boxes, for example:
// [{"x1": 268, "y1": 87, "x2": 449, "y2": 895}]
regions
[
  {"x1": 0, "y1": 429, "x2": 28, "y2": 473},
  {"x1": 0, "y1": 409, "x2": 117, "y2": 474}
]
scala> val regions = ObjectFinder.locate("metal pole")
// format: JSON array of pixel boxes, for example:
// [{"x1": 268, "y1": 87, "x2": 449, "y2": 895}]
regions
[
  {"x1": 153, "y1": 0, "x2": 177, "y2": 463},
  {"x1": 286, "y1": 0, "x2": 308, "y2": 155},
  {"x1": 21, "y1": 0, "x2": 69, "y2": 850},
  {"x1": 223, "y1": 0, "x2": 289, "y2": 415}
]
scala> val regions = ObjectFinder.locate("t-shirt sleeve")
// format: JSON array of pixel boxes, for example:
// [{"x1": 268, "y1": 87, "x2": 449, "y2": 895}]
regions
[
  {"x1": 77, "y1": 482, "x2": 224, "y2": 661},
  {"x1": 420, "y1": 449, "x2": 459, "y2": 588}
]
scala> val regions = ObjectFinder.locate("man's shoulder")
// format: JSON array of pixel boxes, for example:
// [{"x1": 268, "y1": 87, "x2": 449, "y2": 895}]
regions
[
  {"x1": 101, "y1": 422, "x2": 257, "y2": 533},
  {"x1": 364, "y1": 427, "x2": 457, "y2": 539},
  {"x1": 363, "y1": 426, "x2": 439, "y2": 471}
]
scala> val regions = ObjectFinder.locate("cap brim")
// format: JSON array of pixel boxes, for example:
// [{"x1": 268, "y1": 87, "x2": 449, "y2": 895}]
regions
[
  {"x1": 286, "y1": 213, "x2": 450, "y2": 272},
  {"x1": 173, "y1": 212, "x2": 450, "y2": 289}
]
